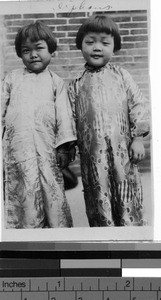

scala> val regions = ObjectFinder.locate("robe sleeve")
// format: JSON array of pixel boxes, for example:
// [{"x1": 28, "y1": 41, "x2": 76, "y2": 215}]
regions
[
  {"x1": 121, "y1": 68, "x2": 150, "y2": 138},
  {"x1": 54, "y1": 74, "x2": 77, "y2": 148},
  {"x1": 1, "y1": 72, "x2": 11, "y2": 138},
  {"x1": 67, "y1": 79, "x2": 77, "y2": 122}
]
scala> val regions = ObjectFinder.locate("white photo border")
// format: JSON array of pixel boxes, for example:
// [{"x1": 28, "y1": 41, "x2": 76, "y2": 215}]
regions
[{"x1": 0, "y1": 0, "x2": 154, "y2": 242}]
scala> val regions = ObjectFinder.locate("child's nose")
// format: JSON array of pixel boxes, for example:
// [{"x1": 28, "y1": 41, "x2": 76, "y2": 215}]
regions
[
  {"x1": 30, "y1": 50, "x2": 38, "y2": 58},
  {"x1": 93, "y1": 42, "x2": 102, "y2": 51}
]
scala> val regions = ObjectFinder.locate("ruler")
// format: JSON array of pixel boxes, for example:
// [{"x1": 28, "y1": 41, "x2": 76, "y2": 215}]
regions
[
  {"x1": 1, "y1": 277, "x2": 161, "y2": 300},
  {"x1": 1, "y1": 243, "x2": 161, "y2": 299}
]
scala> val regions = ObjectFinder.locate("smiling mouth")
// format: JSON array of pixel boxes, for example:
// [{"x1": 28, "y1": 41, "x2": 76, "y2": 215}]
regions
[{"x1": 91, "y1": 55, "x2": 103, "y2": 59}]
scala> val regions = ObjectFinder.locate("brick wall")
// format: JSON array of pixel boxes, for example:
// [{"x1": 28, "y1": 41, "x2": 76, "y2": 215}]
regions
[
  {"x1": 1, "y1": 10, "x2": 150, "y2": 96},
  {"x1": 0, "y1": 10, "x2": 151, "y2": 172}
]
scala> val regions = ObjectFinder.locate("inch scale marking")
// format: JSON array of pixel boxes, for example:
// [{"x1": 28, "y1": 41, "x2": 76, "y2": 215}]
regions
[{"x1": 1, "y1": 277, "x2": 161, "y2": 300}]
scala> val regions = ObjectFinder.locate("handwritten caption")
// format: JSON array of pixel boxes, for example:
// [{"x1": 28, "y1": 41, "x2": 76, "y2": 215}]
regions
[{"x1": 52, "y1": 0, "x2": 112, "y2": 13}]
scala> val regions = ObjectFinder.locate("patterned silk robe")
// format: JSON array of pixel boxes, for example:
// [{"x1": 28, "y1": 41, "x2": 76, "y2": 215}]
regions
[
  {"x1": 68, "y1": 63, "x2": 150, "y2": 227},
  {"x1": 2, "y1": 67, "x2": 76, "y2": 228}
]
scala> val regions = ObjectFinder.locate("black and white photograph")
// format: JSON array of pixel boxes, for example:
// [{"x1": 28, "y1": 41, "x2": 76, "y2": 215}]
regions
[{"x1": 0, "y1": 0, "x2": 153, "y2": 241}]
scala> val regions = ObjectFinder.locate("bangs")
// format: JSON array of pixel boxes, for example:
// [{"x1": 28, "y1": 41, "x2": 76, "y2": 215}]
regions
[
  {"x1": 21, "y1": 25, "x2": 47, "y2": 43},
  {"x1": 85, "y1": 18, "x2": 115, "y2": 36}
]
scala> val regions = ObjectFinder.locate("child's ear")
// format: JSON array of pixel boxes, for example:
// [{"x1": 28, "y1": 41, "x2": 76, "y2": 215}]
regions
[{"x1": 51, "y1": 52, "x2": 55, "y2": 57}]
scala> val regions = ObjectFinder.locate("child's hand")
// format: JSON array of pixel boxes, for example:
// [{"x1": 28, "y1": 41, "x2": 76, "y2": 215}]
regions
[
  {"x1": 69, "y1": 145, "x2": 76, "y2": 163},
  {"x1": 56, "y1": 143, "x2": 76, "y2": 169},
  {"x1": 56, "y1": 147, "x2": 69, "y2": 170},
  {"x1": 129, "y1": 136, "x2": 145, "y2": 163}
]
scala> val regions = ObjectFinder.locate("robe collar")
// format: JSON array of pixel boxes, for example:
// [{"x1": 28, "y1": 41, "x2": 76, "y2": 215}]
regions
[{"x1": 85, "y1": 63, "x2": 109, "y2": 73}]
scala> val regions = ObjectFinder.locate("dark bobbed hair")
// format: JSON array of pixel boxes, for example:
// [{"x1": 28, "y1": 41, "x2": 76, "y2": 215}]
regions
[
  {"x1": 76, "y1": 14, "x2": 121, "y2": 52},
  {"x1": 15, "y1": 20, "x2": 57, "y2": 58}
]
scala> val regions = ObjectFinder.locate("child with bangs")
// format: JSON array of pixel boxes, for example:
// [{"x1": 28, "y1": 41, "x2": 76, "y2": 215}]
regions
[
  {"x1": 68, "y1": 14, "x2": 150, "y2": 227},
  {"x1": 2, "y1": 21, "x2": 76, "y2": 228}
]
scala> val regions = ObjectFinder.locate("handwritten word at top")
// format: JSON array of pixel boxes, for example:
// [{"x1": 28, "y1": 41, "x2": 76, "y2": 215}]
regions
[{"x1": 52, "y1": 0, "x2": 112, "y2": 13}]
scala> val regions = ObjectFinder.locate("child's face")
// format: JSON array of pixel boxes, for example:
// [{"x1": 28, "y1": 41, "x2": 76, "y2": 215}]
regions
[
  {"x1": 81, "y1": 32, "x2": 114, "y2": 67},
  {"x1": 21, "y1": 38, "x2": 52, "y2": 73}
]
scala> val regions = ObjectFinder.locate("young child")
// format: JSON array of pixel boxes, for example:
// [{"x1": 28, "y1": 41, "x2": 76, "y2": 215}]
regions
[
  {"x1": 2, "y1": 21, "x2": 76, "y2": 228},
  {"x1": 68, "y1": 14, "x2": 150, "y2": 227}
]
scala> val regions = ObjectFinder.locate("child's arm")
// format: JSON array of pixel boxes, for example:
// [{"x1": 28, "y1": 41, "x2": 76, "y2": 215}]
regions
[
  {"x1": 121, "y1": 67, "x2": 150, "y2": 139},
  {"x1": 120, "y1": 68, "x2": 150, "y2": 163},
  {"x1": 53, "y1": 73, "x2": 77, "y2": 149}
]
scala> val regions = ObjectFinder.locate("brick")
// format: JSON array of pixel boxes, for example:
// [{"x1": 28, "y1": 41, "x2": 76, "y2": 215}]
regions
[
  {"x1": 6, "y1": 20, "x2": 34, "y2": 26},
  {"x1": 119, "y1": 30, "x2": 129, "y2": 36},
  {"x1": 57, "y1": 25, "x2": 80, "y2": 31},
  {"x1": 120, "y1": 22, "x2": 147, "y2": 29},
  {"x1": 69, "y1": 18, "x2": 87, "y2": 24},
  {"x1": 131, "y1": 29, "x2": 148, "y2": 35},
  {"x1": 112, "y1": 16, "x2": 131, "y2": 23},
  {"x1": 52, "y1": 58, "x2": 70, "y2": 65},
  {"x1": 113, "y1": 10, "x2": 147, "y2": 14},
  {"x1": 132, "y1": 16, "x2": 147, "y2": 21},
  {"x1": 38, "y1": 19, "x2": 67, "y2": 25},
  {"x1": 58, "y1": 51, "x2": 82, "y2": 58},
  {"x1": 54, "y1": 32, "x2": 66, "y2": 38},
  {"x1": 120, "y1": 62, "x2": 149, "y2": 69},
  {"x1": 133, "y1": 75, "x2": 149, "y2": 83},
  {"x1": 126, "y1": 48, "x2": 148, "y2": 56},
  {"x1": 23, "y1": 14, "x2": 55, "y2": 19},
  {"x1": 121, "y1": 43, "x2": 135, "y2": 49},
  {"x1": 123, "y1": 35, "x2": 148, "y2": 42},
  {"x1": 114, "y1": 49, "x2": 128, "y2": 56},
  {"x1": 135, "y1": 41, "x2": 148, "y2": 48},
  {"x1": 54, "y1": 63, "x2": 83, "y2": 75},
  {"x1": 102, "y1": 12, "x2": 126, "y2": 18},
  {"x1": 69, "y1": 45, "x2": 78, "y2": 51},
  {"x1": 49, "y1": 64, "x2": 64, "y2": 72},
  {"x1": 59, "y1": 38, "x2": 76, "y2": 44},
  {"x1": 68, "y1": 32, "x2": 77, "y2": 37},
  {"x1": 57, "y1": 45, "x2": 70, "y2": 51},
  {"x1": 130, "y1": 69, "x2": 149, "y2": 76},
  {"x1": 7, "y1": 26, "x2": 22, "y2": 33},
  {"x1": 46, "y1": 26, "x2": 56, "y2": 32},
  {"x1": 58, "y1": 64, "x2": 84, "y2": 71},
  {"x1": 6, "y1": 34, "x2": 16, "y2": 40},
  {"x1": 56, "y1": 12, "x2": 86, "y2": 18},
  {"x1": 69, "y1": 58, "x2": 85, "y2": 64},
  {"x1": 112, "y1": 56, "x2": 133, "y2": 63},
  {"x1": 4, "y1": 15, "x2": 22, "y2": 20},
  {"x1": 134, "y1": 56, "x2": 148, "y2": 62}
]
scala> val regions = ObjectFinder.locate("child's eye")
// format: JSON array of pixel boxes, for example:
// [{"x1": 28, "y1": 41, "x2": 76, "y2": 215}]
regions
[
  {"x1": 86, "y1": 41, "x2": 93, "y2": 45},
  {"x1": 103, "y1": 42, "x2": 109, "y2": 45},
  {"x1": 22, "y1": 49, "x2": 29, "y2": 54},
  {"x1": 36, "y1": 45, "x2": 46, "y2": 50}
]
